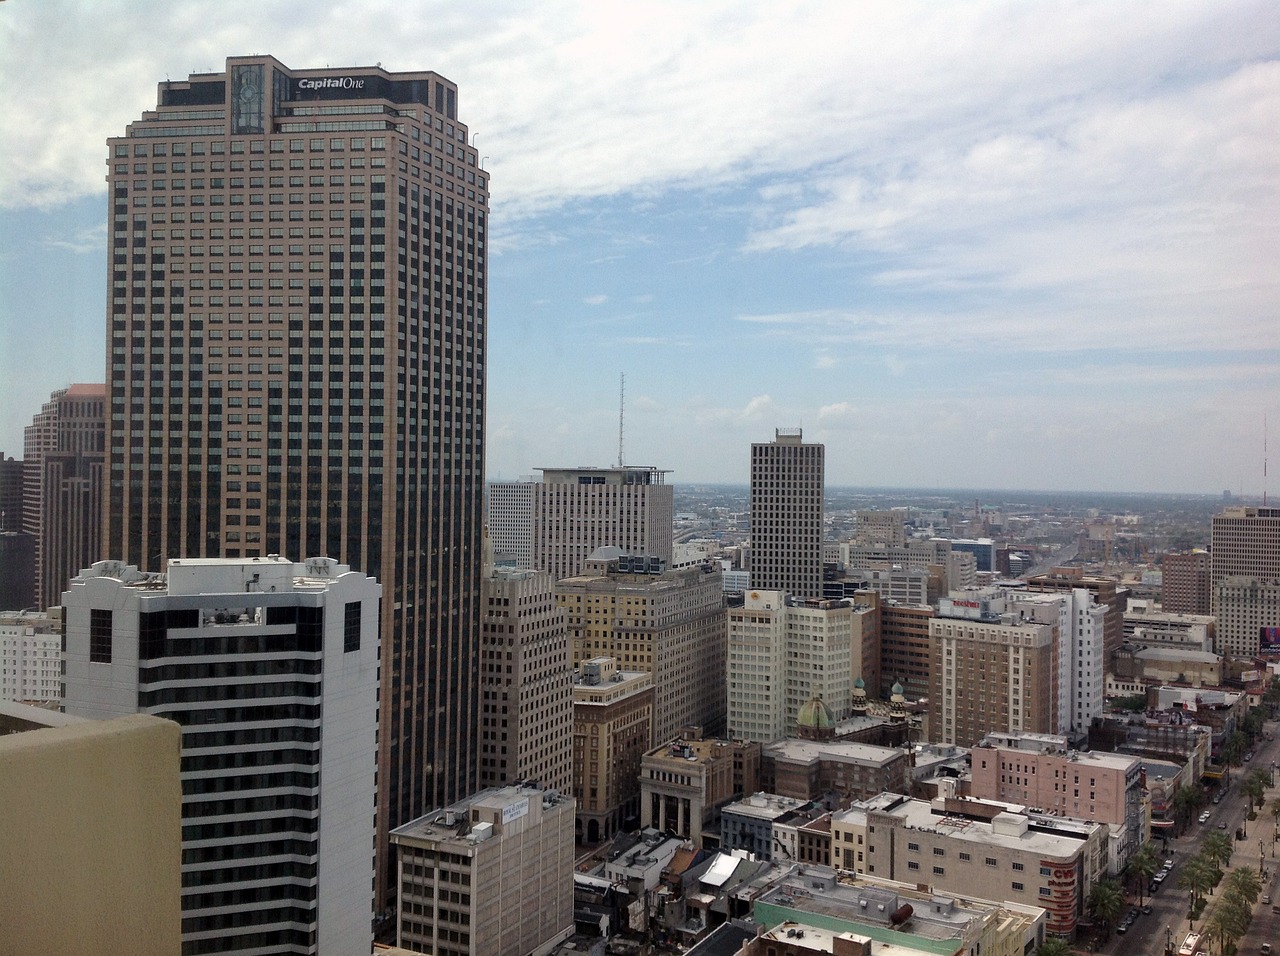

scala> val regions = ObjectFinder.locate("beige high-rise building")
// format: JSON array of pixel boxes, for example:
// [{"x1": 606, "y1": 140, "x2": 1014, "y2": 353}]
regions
[
  {"x1": 557, "y1": 550, "x2": 725, "y2": 743},
  {"x1": 1211, "y1": 506, "x2": 1280, "y2": 657},
  {"x1": 22, "y1": 385, "x2": 104, "y2": 610},
  {"x1": 104, "y1": 56, "x2": 489, "y2": 908},
  {"x1": 928, "y1": 594, "x2": 1059, "y2": 747},
  {"x1": 855, "y1": 509, "x2": 906, "y2": 547},
  {"x1": 572, "y1": 657, "x2": 653, "y2": 843},
  {"x1": 524, "y1": 466, "x2": 673, "y2": 582},
  {"x1": 750, "y1": 429, "x2": 824, "y2": 597},
  {"x1": 1215, "y1": 575, "x2": 1280, "y2": 658},
  {"x1": 479, "y1": 566, "x2": 572, "y2": 795},
  {"x1": 727, "y1": 590, "x2": 856, "y2": 743}
]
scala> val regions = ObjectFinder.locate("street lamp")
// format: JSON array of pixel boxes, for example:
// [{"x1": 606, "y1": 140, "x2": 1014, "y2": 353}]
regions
[
  {"x1": 1165, "y1": 924, "x2": 1173, "y2": 956},
  {"x1": 1262, "y1": 839, "x2": 1266, "y2": 876}
]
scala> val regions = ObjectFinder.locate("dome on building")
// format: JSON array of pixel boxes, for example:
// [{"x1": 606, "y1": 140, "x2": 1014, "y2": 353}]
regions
[
  {"x1": 796, "y1": 693, "x2": 836, "y2": 739},
  {"x1": 854, "y1": 676, "x2": 866, "y2": 691},
  {"x1": 891, "y1": 680, "x2": 905, "y2": 700}
]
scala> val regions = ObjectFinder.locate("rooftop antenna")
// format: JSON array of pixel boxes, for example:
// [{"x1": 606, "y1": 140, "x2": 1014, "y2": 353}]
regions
[
  {"x1": 1265, "y1": 413, "x2": 1269, "y2": 506},
  {"x1": 617, "y1": 373, "x2": 625, "y2": 468}
]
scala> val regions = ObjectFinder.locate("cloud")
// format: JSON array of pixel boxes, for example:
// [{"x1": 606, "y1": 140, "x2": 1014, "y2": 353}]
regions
[
  {"x1": 818, "y1": 401, "x2": 858, "y2": 425},
  {"x1": 583, "y1": 294, "x2": 608, "y2": 305},
  {"x1": 814, "y1": 351, "x2": 838, "y2": 370},
  {"x1": 740, "y1": 394, "x2": 776, "y2": 421}
]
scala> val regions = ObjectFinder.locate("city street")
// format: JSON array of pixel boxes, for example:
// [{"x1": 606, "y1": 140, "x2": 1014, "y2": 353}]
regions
[{"x1": 1092, "y1": 721, "x2": 1280, "y2": 956}]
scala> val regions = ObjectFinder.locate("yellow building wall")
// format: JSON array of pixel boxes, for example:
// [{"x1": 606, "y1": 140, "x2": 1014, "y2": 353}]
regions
[{"x1": 0, "y1": 713, "x2": 182, "y2": 955}]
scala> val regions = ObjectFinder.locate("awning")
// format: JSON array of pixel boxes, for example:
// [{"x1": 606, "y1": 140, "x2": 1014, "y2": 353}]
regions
[{"x1": 700, "y1": 854, "x2": 740, "y2": 888}]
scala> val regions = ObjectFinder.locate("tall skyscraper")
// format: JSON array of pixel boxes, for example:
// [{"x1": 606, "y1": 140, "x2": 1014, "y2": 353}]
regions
[
  {"x1": 1211, "y1": 506, "x2": 1280, "y2": 657},
  {"x1": 750, "y1": 429, "x2": 824, "y2": 597},
  {"x1": 489, "y1": 465, "x2": 673, "y2": 581},
  {"x1": 22, "y1": 385, "x2": 105, "y2": 610},
  {"x1": 62, "y1": 557, "x2": 380, "y2": 955},
  {"x1": 0, "y1": 454, "x2": 23, "y2": 532},
  {"x1": 104, "y1": 56, "x2": 488, "y2": 902}
]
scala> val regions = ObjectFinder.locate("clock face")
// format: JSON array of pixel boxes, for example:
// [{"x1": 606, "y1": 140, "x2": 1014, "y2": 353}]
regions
[{"x1": 232, "y1": 65, "x2": 264, "y2": 134}]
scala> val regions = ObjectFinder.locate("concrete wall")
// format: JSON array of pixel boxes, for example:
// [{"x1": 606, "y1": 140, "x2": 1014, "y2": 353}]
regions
[{"x1": 0, "y1": 712, "x2": 181, "y2": 954}]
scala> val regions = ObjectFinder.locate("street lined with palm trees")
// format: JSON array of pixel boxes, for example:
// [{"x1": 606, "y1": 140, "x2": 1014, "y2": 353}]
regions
[{"x1": 1044, "y1": 682, "x2": 1280, "y2": 956}]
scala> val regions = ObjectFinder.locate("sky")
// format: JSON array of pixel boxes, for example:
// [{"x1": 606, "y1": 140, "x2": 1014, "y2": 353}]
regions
[{"x1": 1, "y1": 0, "x2": 1278, "y2": 494}]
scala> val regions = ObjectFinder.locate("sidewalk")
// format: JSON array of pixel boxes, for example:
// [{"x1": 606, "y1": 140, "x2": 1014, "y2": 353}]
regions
[{"x1": 1187, "y1": 748, "x2": 1279, "y2": 949}]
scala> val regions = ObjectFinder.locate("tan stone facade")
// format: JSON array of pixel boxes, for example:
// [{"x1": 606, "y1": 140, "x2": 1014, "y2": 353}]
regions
[
  {"x1": 480, "y1": 568, "x2": 572, "y2": 794},
  {"x1": 572, "y1": 658, "x2": 653, "y2": 843},
  {"x1": 928, "y1": 608, "x2": 1058, "y2": 747},
  {"x1": 0, "y1": 708, "x2": 182, "y2": 956},
  {"x1": 558, "y1": 556, "x2": 725, "y2": 743},
  {"x1": 392, "y1": 787, "x2": 575, "y2": 956},
  {"x1": 640, "y1": 733, "x2": 760, "y2": 848}
]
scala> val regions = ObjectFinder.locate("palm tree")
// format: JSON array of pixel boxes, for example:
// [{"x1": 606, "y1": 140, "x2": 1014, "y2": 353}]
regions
[
  {"x1": 1088, "y1": 878, "x2": 1125, "y2": 938},
  {"x1": 1129, "y1": 842, "x2": 1160, "y2": 904},
  {"x1": 1178, "y1": 855, "x2": 1218, "y2": 905},
  {"x1": 1202, "y1": 832, "x2": 1233, "y2": 870},
  {"x1": 1223, "y1": 865, "x2": 1261, "y2": 904},
  {"x1": 1206, "y1": 892, "x2": 1252, "y2": 955},
  {"x1": 1244, "y1": 768, "x2": 1268, "y2": 811},
  {"x1": 1172, "y1": 784, "x2": 1204, "y2": 830},
  {"x1": 1034, "y1": 940, "x2": 1072, "y2": 956},
  {"x1": 1201, "y1": 906, "x2": 1239, "y2": 956}
]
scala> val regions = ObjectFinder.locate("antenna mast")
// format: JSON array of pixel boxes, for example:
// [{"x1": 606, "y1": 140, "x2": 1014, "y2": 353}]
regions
[{"x1": 617, "y1": 373, "x2": 625, "y2": 468}]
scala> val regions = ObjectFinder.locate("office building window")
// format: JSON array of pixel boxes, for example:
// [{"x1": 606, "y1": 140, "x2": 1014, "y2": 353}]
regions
[
  {"x1": 344, "y1": 601, "x2": 361, "y2": 652},
  {"x1": 90, "y1": 608, "x2": 113, "y2": 663}
]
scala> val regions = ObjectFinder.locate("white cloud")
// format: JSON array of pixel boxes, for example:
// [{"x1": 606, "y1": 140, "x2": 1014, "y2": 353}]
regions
[
  {"x1": 583, "y1": 294, "x2": 608, "y2": 305},
  {"x1": 740, "y1": 394, "x2": 776, "y2": 421}
]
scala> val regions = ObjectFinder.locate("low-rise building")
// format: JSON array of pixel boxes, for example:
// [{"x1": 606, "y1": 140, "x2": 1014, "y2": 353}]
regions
[
  {"x1": 640, "y1": 732, "x2": 760, "y2": 848},
  {"x1": 746, "y1": 865, "x2": 1048, "y2": 956},
  {"x1": 720, "y1": 793, "x2": 811, "y2": 860},
  {"x1": 1123, "y1": 598, "x2": 1215, "y2": 651},
  {"x1": 831, "y1": 793, "x2": 1106, "y2": 939},
  {"x1": 970, "y1": 731, "x2": 1145, "y2": 873},
  {"x1": 761, "y1": 736, "x2": 912, "y2": 805},
  {"x1": 391, "y1": 786, "x2": 575, "y2": 956}
]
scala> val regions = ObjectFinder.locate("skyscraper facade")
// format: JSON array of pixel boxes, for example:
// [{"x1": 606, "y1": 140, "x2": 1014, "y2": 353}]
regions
[
  {"x1": 1211, "y1": 506, "x2": 1280, "y2": 657},
  {"x1": 1161, "y1": 549, "x2": 1211, "y2": 615},
  {"x1": 61, "y1": 556, "x2": 380, "y2": 955},
  {"x1": 557, "y1": 551, "x2": 725, "y2": 743},
  {"x1": 726, "y1": 589, "x2": 855, "y2": 743},
  {"x1": 524, "y1": 465, "x2": 673, "y2": 582},
  {"x1": 22, "y1": 385, "x2": 105, "y2": 610},
  {"x1": 750, "y1": 429, "x2": 824, "y2": 597},
  {"x1": 478, "y1": 565, "x2": 573, "y2": 795},
  {"x1": 104, "y1": 56, "x2": 488, "y2": 901}
]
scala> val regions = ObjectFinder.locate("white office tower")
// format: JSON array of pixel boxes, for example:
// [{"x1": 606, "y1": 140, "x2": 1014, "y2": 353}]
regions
[
  {"x1": 489, "y1": 467, "x2": 673, "y2": 581},
  {"x1": 727, "y1": 589, "x2": 854, "y2": 744},
  {"x1": 1062, "y1": 588, "x2": 1106, "y2": 738},
  {"x1": 62, "y1": 556, "x2": 379, "y2": 956}
]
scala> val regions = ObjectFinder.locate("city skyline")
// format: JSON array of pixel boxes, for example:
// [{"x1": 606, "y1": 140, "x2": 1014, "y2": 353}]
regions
[{"x1": 3, "y1": 1, "x2": 1278, "y2": 494}]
